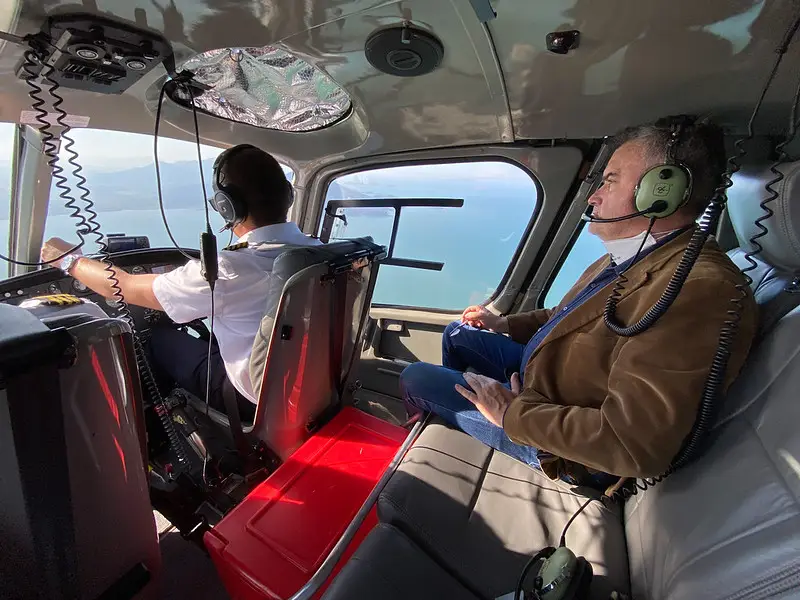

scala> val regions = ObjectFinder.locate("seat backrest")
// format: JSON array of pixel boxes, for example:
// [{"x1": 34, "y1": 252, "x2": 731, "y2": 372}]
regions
[
  {"x1": 248, "y1": 237, "x2": 385, "y2": 459},
  {"x1": 624, "y1": 161, "x2": 800, "y2": 600},
  {"x1": 0, "y1": 301, "x2": 160, "y2": 600}
]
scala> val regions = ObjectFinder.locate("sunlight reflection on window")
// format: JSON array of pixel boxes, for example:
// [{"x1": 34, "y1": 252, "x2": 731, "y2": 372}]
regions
[
  {"x1": 778, "y1": 449, "x2": 800, "y2": 480},
  {"x1": 703, "y1": 0, "x2": 765, "y2": 55}
]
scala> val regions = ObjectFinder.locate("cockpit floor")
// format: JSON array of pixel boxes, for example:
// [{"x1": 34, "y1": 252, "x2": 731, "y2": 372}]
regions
[
  {"x1": 156, "y1": 511, "x2": 230, "y2": 599},
  {"x1": 353, "y1": 389, "x2": 407, "y2": 426}
]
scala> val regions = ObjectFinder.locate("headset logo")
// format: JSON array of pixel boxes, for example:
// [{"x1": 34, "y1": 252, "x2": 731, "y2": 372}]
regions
[{"x1": 653, "y1": 183, "x2": 672, "y2": 197}]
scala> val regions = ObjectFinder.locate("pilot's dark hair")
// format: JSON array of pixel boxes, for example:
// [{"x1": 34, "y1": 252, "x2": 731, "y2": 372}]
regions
[
  {"x1": 220, "y1": 145, "x2": 293, "y2": 226},
  {"x1": 609, "y1": 116, "x2": 726, "y2": 216}
]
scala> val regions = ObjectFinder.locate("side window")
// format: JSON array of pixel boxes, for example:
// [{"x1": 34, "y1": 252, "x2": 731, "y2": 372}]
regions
[
  {"x1": 323, "y1": 161, "x2": 538, "y2": 310},
  {"x1": 543, "y1": 224, "x2": 606, "y2": 307},
  {"x1": 42, "y1": 129, "x2": 294, "y2": 253},
  {"x1": 0, "y1": 123, "x2": 15, "y2": 278}
]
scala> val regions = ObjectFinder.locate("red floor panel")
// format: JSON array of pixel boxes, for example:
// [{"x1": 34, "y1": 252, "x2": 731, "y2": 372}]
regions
[{"x1": 205, "y1": 407, "x2": 407, "y2": 600}]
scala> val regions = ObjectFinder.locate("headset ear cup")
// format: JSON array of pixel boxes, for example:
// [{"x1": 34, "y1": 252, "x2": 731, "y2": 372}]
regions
[
  {"x1": 213, "y1": 190, "x2": 246, "y2": 227},
  {"x1": 228, "y1": 189, "x2": 248, "y2": 227},
  {"x1": 634, "y1": 164, "x2": 692, "y2": 217},
  {"x1": 286, "y1": 183, "x2": 295, "y2": 210}
]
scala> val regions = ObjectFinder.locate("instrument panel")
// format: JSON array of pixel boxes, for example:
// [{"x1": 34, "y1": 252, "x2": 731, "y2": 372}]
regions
[{"x1": 0, "y1": 248, "x2": 197, "y2": 327}]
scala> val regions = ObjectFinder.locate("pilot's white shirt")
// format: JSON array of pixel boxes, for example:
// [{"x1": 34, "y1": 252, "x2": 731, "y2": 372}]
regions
[{"x1": 152, "y1": 222, "x2": 322, "y2": 404}]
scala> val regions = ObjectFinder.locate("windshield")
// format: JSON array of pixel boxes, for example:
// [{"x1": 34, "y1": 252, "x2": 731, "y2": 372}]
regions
[
  {"x1": 41, "y1": 128, "x2": 293, "y2": 254},
  {"x1": 0, "y1": 123, "x2": 14, "y2": 255}
]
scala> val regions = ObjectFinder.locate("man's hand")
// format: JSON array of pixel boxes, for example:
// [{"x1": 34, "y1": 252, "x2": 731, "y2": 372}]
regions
[
  {"x1": 461, "y1": 305, "x2": 508, "y2": 333},
  {"x1": 40, "y1": 238, "x2": 163, "y2": 311},
  {"x1": 41, "y1": 237, "x2": 81, "y2": 265},
  {"x1": 455, "y1": 371, "x2": 521, "y2": 427}
]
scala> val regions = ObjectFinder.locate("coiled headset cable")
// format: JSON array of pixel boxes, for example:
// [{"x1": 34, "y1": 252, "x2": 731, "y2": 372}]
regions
[
  {"x1": 602, "y1": 8, "x2": 800, "y2": 502},
  {"x1": 0, "y1": 36, "x2": 191, "y2": 467},
  {"x1": 512, "y1": 16, "x2": 800, "y2": 598},
  {"x1": 0, "y1": 43, "x2": 88, "y2": 267}
]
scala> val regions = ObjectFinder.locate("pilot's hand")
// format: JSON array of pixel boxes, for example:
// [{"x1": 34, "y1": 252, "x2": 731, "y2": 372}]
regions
[
  {"x1": 456, "y1": 372, "x2": 521, "y2": 428},
  {"x1": 41, "y1": 237, "x2": 81, "y2": 265},
  {"x1": 461, "y1": 305, "x2": 508, "y2": 333}
]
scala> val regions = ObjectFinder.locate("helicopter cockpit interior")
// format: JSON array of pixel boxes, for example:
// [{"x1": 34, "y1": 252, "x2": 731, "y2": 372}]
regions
[{"x1": 1, "y1": 1, "x2": 799, "y2": 599}]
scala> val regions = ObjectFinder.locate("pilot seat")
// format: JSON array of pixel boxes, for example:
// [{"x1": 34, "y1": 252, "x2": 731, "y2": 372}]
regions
[{"x1": 179, "y1": 236, "x2": 387, "y2": 462}]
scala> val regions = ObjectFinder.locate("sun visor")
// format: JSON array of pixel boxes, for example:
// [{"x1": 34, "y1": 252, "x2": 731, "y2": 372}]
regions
[{"x1": 168, "y1": 46, "x2": 351, "y2": 132}]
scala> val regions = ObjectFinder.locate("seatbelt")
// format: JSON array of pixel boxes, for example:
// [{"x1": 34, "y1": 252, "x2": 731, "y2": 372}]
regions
[
  {"x1": 337, "y1": 261, "x2": 380, "y2": 402},
  {"x1": 221, "y1": 379, "x2": 251, "y2": 460},
  {"x1": 328, "y1": 273, "x2": 348, "y2": 406}
]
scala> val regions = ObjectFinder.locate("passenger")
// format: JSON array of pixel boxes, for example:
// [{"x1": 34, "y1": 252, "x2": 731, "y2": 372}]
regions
[
  {"x1": 41, "y1": 144, "x2": 320, "y2": 420},
  {"x1": 400, "y1": 118, "x2": 758, "y2": 487}
]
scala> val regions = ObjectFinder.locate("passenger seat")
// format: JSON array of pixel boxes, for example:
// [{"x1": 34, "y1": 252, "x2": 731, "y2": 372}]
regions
[{"x1": 322, "y1": 161, "x2": 800, "y2": 600}]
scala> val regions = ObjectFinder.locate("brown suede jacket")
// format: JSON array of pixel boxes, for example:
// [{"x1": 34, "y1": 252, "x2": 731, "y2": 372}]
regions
[{"x1": 502, "y1": 228, "x2": 757, "y2": 480}]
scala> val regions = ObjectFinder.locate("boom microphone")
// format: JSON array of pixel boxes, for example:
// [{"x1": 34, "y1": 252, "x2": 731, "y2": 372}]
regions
[{"x1": 580, "y1": 200, "x2": 668, "y2": 223}]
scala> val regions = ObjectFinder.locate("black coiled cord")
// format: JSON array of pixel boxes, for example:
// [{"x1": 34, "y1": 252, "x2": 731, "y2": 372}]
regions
[
  {"x1": 662, "y1": 10, "x2": 800, "y2": 472},
  {"x1": 16, "y1": 40, "x2": 189, "y2": 467},
  {"x1": 603, "y1": 223, "x2": 709, "y2": 337},
  {"x1": 61, "y1": 129, "x2": 190, "y2": 468},
  {"x1": 601, "y1": 10, "x2": 800, "y2": 499},
  {"x1": 43, "y1": 70, "x2": 92, "y2": 241},
  {"x1": 0, "y1": 46, "x2": 87, "y2": 266},
  {"x1": 600, "y1": 137, "x2": 756, "y2": 503}
]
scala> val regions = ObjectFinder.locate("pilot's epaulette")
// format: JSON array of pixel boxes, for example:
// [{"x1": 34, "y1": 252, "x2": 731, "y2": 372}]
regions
[
  {"x1": 222, "y1": 242, "x2": 249, "y2": 252},
  {"x1": 29, "y1": 294, "x2": 83, "y2": 307}
]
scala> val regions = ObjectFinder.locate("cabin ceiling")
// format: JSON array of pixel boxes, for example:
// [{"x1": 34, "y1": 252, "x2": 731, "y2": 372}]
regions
[{"x1": 0, "y1": 0, "x2": 798, "y2": 170}]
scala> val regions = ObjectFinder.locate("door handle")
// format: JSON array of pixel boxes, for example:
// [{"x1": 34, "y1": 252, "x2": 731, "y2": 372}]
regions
[{"x1": 380, "y1": 319, "x2": 406, "y2": 333}]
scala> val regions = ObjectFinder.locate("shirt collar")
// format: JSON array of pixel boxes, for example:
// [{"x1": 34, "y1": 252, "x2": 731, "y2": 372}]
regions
[
  {"x1": 238, "y1": 222, "x2": 307, "y2": 245},
  {"x1": 612, "y1": 226, "x2": 692, "y2": 274}
]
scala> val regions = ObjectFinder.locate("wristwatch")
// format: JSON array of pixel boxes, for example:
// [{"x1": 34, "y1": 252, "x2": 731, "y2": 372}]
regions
[{"x1": 59, "y1": 253, "x2": 82, "y2": 275}]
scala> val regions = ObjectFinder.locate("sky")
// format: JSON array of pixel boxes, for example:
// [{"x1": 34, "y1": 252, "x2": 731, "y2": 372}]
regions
[
  {"x1": 53, "y1": 128, "x2": 223, "y2": 170},
  {"x1": 0, "y1": 122, "x2": 514, "y2": 183},
  {"x1": 0, "y1": 122, "x2": 12, "y2": 164},
  {"x1": 0, "y1": 122, "x2": 221, "y2": 170}
]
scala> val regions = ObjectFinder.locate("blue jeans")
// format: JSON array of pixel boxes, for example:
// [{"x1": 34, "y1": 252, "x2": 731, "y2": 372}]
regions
[{"x1": 400, "y1": 321, "x2": 541, "y2": 468}]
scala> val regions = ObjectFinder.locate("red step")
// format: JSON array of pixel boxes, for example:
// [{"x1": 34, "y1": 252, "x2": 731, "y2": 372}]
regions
[{"x1": 205, "y1": 407, "x2": 407, "y2": 600}]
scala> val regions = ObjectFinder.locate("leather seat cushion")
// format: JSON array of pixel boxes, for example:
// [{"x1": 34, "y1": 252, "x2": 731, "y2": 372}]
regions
[
  {"x1": 378, "y1": 418, "x2": 630, "y2": 600},
  {"x1": 321, "y1": 523, "x2": 480, "y2": 600}
]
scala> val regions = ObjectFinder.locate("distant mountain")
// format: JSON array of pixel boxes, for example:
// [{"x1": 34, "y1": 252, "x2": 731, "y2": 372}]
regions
[
  {"x1": 46, "y1": 159, "x2": 218, "y2": 216},
  {"x1": 0, "y1": 157, "x2": 535, "y2": 219},
  {"x1": 0, "y1": 159, "x2": 293, "y2": 216}
]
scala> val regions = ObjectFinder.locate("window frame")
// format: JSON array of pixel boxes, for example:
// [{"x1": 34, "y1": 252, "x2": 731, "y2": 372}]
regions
[
  {"x1": 317, "y1": 155, "x2": 544, "y2": 313},
  {"x1": 536, "y1": 218, "x2": 597, "y2": 309}
]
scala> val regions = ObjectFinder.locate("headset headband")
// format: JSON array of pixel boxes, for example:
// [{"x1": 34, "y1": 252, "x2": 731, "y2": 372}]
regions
[{"x1": 213, "y1": 143, "x2": 259, "y2": 190}]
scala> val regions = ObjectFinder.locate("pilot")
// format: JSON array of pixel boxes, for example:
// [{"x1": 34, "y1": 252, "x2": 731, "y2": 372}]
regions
[
  {"x1": 400, "y1": 117, "x2": 758, "y2": 488},
  {"x1": 41, "y1": 144, "x2": 320, "y2": 421}
]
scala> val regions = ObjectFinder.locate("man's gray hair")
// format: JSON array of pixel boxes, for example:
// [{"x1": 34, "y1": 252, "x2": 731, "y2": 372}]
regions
[{"x1": 609, "y1": 116, "x2": 726, "y2": 215}]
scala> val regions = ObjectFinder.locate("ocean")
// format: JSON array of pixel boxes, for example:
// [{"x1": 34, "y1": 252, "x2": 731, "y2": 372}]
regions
[{"x1": 0, "y1": 206, "x2": 606, "y2": 311}]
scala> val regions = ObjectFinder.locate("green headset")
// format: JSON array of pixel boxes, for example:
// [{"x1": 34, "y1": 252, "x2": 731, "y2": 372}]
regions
[
  {"x1": 632, "y1": 121, "x2": 694, "y2": 218},
  {"x1": 584, "y1": 118, "x2": 694, "y2": 224}
]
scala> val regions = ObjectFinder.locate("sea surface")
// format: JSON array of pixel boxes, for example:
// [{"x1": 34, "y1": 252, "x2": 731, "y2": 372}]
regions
[{"x1": 1, "y1": 205, "x2": 606, "y2": 310}]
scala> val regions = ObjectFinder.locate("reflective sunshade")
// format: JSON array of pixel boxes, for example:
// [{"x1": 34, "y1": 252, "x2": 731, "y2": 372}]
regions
[{"x1": 170, "y1": 46, "x2": 351, "y2": 132}]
